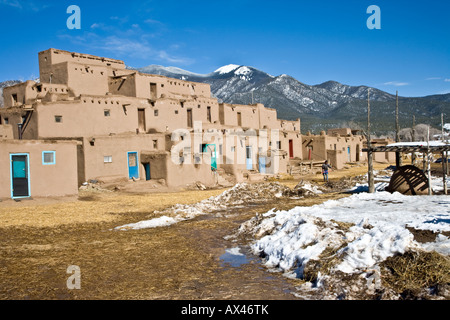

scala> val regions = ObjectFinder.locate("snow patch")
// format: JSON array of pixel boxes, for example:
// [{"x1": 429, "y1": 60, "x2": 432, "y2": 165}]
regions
[
  {"x1": 242, "y1": 191, "x2": 450, "y2": 277},
  {"x1": 215, "y1": 64, "x2": 240, "y2": 74}
]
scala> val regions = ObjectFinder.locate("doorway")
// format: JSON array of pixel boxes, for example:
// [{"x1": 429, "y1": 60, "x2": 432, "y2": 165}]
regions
[
  {"x1": 150, "y1": 83, "x2": 157, "y2": 100},
  {"x1": 10, "y1": 153, "x2": 30, "y2": 198},
  {"x1": 289, "y1": 139, "x2": 294, "y2": 158},
  {"x1": 356, "y1": 144, "x2": 360, "y2": 162},
  {"x1": 144, "y1": 163, "x2": 151, "y2": 181},
  {"x1": 127, "y1": 152, "x2": 139, "y2": 179},
  {"x1": 202, "y1": 144, "x2": 217, "y2": 170},
  {"x1": 259, "y1": 157, "x2": 266, "y2": 174},
  {"x1": 187, "y1": 109, "x2": 193, "y2": 128},
  {"x1": 138, "y1": 109, "x2": 146, "y2": 133},
  {"x1": 246, "y1": 146, "x2": 252, "y2": 170}
]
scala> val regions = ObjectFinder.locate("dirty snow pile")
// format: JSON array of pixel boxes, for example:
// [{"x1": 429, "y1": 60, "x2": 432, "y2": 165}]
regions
[
  {"x1": 239, "y1": 191, "x2": 450, "y2": 281},
  {"x1": 115, "y1": 182, "x2": 319, "y2": 231}
]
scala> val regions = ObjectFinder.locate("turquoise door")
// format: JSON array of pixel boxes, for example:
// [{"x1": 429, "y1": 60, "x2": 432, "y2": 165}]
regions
[
  {"x1": 10, "y1": 154, "x2": 30, "y2": 198},
  {"x1": 127, "y1": 152, "x2": 139, "y2": 179},
  {"x1": 144, "y1": 163, "x2": 151, "y2": 181},
  {"x1": 203, "y1": 144, "x2": 217, "y2": 170}
]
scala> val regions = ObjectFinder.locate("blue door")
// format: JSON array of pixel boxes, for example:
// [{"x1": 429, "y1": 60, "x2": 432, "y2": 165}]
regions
[
  {"x1": 246, "y1": 146, "x2": 253, "y2": 170},
  {"x1": 127, "y1": 152, "x2": 139, "y2": 179},
  {"x1": 10, "y1": 154, "x2": 30, "y2": 198},
  {"x1": 144, "y1": 163, "x2": 151, "y2": 181},
  {"x1": 259, "y1": 157, "x2": 266, "y2": 173},
  {"x1": 202, "y1": 144, "x2": 217, "y2": 170}
]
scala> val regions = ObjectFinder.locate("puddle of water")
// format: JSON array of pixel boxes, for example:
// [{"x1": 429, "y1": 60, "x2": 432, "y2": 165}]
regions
[{"x1": 220, "y1": 247, "x2": 251, "y2": 268}]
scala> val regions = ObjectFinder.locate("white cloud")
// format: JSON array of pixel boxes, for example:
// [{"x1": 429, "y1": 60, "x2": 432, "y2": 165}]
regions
[
  {"x1": 60, "y1": 32, "x2": 194, "y2": 65},
  {"x1": 0, "y1": 0, "x2": 48, "y2": 11},
  {"x1": 383, "y1": 81, "x2": 409, "y2": 87},
  {"x1": 0, "y1": 0, "x2": 21, "y2": 8},
  {"x1": 444, "y1": 79, "x2": 450, "y2": 82},
  {"x1": 426, "y1": 77, "x2": 441, "y2": 80},
  {"x1": 158, "y1": 50, "x2": 194, "y2": 65}
]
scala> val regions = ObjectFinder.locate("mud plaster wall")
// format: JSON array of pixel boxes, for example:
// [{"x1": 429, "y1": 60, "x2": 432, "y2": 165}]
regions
[{"x1": 0, "y1": 140, "x2": 78, "y2": 198}]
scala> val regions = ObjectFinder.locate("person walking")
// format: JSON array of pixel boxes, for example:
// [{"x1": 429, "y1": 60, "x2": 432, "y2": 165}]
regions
[{"x1": 322, "y1": 160, "x2": 332, "y2": 182}]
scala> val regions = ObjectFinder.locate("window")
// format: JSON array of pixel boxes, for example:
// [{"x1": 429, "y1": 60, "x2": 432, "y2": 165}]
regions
[
  {"x1": 154, "y1": 110, "x2": 159, "y2": 116},
  {"x1": 207, "y1": 106, "x2": 212, "y2": 123},
  {"x1": 153, "y1": 140, "x2": 158, "y2": 149},
  {"x1": 104, "y1": 156, "x2": 112, "y2": 163},
  {"x1": 104, "y1": 109, "x2": 111, "y2": 117},
  {"x1": 55, "y1": 115, "x2": 63, "y2": 123},
  {"x1": 12, "y1": 94, "x2": 18, "y2": 105},
  {"x1": 3, "y1": 117, "x2": 8, "y2": 124},
  {"x1": 276, "y1": 141, "x2": 281, "y2": 149},
  {"x1": 42, "y1": 151, "x2": 56, "y2": 165}
]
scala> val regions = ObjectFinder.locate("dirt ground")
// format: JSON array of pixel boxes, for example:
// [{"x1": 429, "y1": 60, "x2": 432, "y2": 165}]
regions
[{"x1": 0, "y1": 162, "x2": 434, "y2": 300}]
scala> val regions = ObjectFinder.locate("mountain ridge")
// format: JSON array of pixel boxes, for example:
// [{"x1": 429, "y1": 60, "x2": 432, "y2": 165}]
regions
[{"x1": 131, "y1": 64, "x2": 450, "y2": 135}]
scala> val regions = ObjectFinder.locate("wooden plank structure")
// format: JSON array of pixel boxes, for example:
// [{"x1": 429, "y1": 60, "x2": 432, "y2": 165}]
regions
[{"x1": 363, "y1": 141, "x2": 450, "y2": 195}]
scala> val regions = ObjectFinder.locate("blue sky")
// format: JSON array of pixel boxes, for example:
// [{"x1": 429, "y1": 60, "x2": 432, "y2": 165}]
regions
[{"x1": 0, "y1": 0, "x2": 449, "y2": 97}]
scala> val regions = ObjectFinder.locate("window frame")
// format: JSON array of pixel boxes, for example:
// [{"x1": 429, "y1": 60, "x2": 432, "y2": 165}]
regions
[
  {"x1": 42, "y1": 151, "x2": 56, "y2": 165},
  {"x1": 104, "y1": 155, "x2": 113, "y2": 163}
]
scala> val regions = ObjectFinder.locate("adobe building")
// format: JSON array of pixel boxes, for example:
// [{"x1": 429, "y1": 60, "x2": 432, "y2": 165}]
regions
[
  {"x1": 0, "y1": 48, "x2": 305, "y2": 198},
  {"x1": 302, "y1": 128, "x2": 367, "y2": 169},
  {"x1": 0, "y1": 139, "x2": 79, "y2": 199}
]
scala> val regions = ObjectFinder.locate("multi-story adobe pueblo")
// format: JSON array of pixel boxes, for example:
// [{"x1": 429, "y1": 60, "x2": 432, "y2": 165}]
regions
[{"x1": 0, "y1": 48, "x2": 377, "y2": 200}]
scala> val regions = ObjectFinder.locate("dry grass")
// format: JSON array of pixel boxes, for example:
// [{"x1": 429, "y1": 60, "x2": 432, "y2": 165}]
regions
[
  {"x1": 0, "y1": 189, "x2": 227, "y2": 228},
  {"x1": 381, "y1": 250, "x2": 450, "y2": 297}
]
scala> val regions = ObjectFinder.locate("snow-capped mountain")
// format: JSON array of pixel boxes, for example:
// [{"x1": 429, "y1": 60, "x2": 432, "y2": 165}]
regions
[{"x1": 132, "y1": 64, "x2": 450, "y2": 134}]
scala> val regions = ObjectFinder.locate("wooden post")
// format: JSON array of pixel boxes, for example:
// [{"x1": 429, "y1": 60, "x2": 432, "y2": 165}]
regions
[
  {"x1": 442, "y1": 114, "x2": 448, "y2": 194},
  {"x1": 411, "y1": 115, "x2": 416, "y2": 165},
  {"x1": 427, "y1": 126, "x2": 432, "y2": 195},
  {"x1": 395, "y1": 91, "x2": 402, "y2": 168},
  {"x1": 367, "y1": 88, "x2": 375, "y2": 193},
  {"x1": 442, "y1": 151, "x2": 448, "y2": 195}
]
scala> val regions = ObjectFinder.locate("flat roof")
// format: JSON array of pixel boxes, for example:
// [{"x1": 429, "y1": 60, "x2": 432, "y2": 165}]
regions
[{"x1": 363, "y1": 141, "x2": 450, "y2": 152}]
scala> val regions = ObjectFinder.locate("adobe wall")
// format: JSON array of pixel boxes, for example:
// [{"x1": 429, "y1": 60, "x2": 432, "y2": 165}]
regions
[
  {"x1": 0, "y1": 106, "x2": 38, "y2": 140},
  {"x1": 0, "y1": 139, "x2": 79, "y2": 199},
  {"x1": 134, "y1": 73, "x2": 212, "y2": 100},
  {"x1": 2, "y1": 81, "x2": 36, "y2": 108},
  {"x1": 38, "y1": 48, "x2": 125, "y2": 84},
  {"x1": 81, "y1": 134, "x2": 166, "y2": 182},
  {"x1": 33, "y1": 96, "x2": 151, "y2": 138},
  {"x1": 165, "y1": 158, "x2": 216, "y2": 187},
  {"x1": 258, "y1": 105, "x2": 279, "y2": 130},
  {"x1": 146, "y1": 98, "x2": 220, "y2": 133},
  {"x1": 327, "y1": 128, "x2": 351, "y2": 136},
  {"x1": 220, "y1": 103, "x2": 260, "y2": 129},
  {"x1": 302, "y1": 130, "x2": 366, "y2": 168},
  {"x1": 0, "y1": 124, "x2": 13, "y2": 139},
  {"x1": 81, "y1": 133, "x2": 215, "y2": 187}
]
